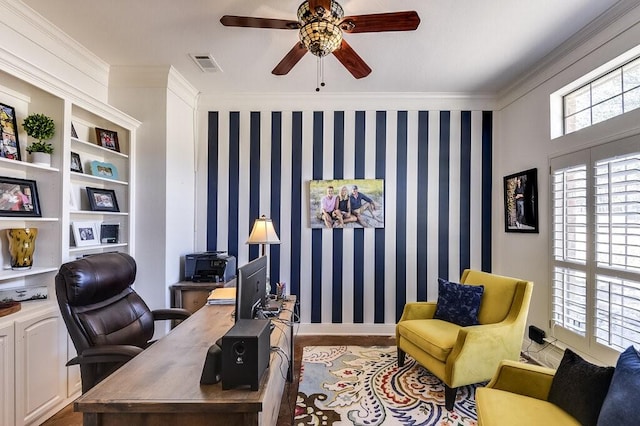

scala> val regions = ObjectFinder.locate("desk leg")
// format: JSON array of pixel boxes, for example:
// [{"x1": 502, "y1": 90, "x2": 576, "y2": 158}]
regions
[{"x1": 287, "y1": 321, "x2": 294, "y2": 382}]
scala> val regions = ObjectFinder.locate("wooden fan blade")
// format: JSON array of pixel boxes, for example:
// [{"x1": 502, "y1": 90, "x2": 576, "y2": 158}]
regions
[
  {"x1": 340, "y1": 11, "x2": 420, "y2": 33},
  {"x1": 332, "y1": 39, "x2": 371, "y2": 79},
  {"x1": 272, "y1": 43, "x2": 308, "y2": 75},
  {"x1": 220, "y1": 15, "x2": 299, "y2": 30},
  {"x1": 308, "y1": 0, "x2": 332, "y2": 16}
]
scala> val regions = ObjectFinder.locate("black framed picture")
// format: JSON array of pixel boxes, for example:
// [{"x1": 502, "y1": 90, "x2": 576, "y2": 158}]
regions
[
  {"x1": 70, "y1": 151, "x2": 83, "y2": 173},
  {"x1": 504, "y1": 168, "x2": 538, "y2": 233},
  {"x1": 0, "y1": 176, "x2": 41, "y2": 217},
  {"x1": 85, "y1": 187, "x2": 119, "y2": 212},
  {"x1": 95, "y1": 127, "x2": 120, "y2": 152},
  {"x1": 0, "y1": 103, "x2": 21, "y2": 161}
]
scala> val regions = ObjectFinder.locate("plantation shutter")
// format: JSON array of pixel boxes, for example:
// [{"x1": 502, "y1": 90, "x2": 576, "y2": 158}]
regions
[{"x1": 550, "y1": 138, "x2": 640, "y2": 355}]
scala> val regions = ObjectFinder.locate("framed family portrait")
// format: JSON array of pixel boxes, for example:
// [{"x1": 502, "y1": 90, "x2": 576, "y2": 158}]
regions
[
  {"x1": 95, "y1": 127, "x2": 120, "y2": 152},
  {"x1": 504, "y1": 168, "x2": 538, "y2": 233},
  {"x1": 85, "y1": 187, "x2": 119, "y2": 212},
  {"x1": 71, "y1": 221, "x2": 100, "y2": 247},
  {"x1": 0, "y1": 176, "x2": 41, "y2": 217},
  {"x1": 89, "y1": 160, "x2": 118, "y2": 180},
  {"x1": 0, "y1": 103, "x2": 21, "y2": 161},
  {"x1": 309, "y1": 179, "x2": 384, "y2": 229}
]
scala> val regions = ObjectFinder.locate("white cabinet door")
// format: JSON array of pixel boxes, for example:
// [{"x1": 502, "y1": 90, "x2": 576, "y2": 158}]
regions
[
  {"x1": 14, "y1": 306, "x2": 65, "y2": 426},
  {"x1": 0, "y1": 320, "x2": 15, "y2": 426}
]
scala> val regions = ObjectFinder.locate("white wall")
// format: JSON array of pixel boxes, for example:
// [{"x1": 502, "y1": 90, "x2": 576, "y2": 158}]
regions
[{"x1": 494, "y1": 3, "x2": 640, "y2": 366}]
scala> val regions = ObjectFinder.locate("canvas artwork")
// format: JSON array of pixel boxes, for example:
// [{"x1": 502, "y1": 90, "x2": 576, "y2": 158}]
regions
[{"x1": 309, "y1": 179, "x2": 384, "y2": 229}]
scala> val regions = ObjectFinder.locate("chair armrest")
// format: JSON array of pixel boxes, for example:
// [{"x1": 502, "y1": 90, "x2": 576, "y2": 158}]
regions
[
  {"x1": 486, "y1": 359, "x2": 556, "y2": 401},
  {"x1": 398, "y1": 302, "x2": 437, "y2": 321},
  {"x1": 152, "y1": 308, "x2": 191, "y2": 321},
  {"x1": 67, "y1": 345, "x2": 143, "y2": 366},
  {"x1": 447, "y1": 321, "x2": 528, "y2": 386}
]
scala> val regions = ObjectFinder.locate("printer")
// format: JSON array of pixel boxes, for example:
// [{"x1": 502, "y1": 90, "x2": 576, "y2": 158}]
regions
[{"x1": 184, "y1": 252, "x2": 236, "y2": 283}]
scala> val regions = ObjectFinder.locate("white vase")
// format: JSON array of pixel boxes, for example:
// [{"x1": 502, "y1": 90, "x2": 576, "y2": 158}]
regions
[{"x1": 30, "y1": 152, "x2": 51, "y2": 166}]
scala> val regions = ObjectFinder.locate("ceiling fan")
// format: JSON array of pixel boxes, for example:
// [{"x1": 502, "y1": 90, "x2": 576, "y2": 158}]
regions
[{"x1": 220, "y1": 0, "x2": 420, "y2": 88}]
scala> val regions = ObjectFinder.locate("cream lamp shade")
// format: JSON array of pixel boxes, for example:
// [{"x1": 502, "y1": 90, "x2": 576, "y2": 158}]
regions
[{"x1": 247, "y1": 215, "x2": 280, "y2": 256}]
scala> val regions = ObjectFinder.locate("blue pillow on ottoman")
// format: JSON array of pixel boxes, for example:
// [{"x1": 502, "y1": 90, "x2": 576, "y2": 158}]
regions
[
  {"x1": 597, "y1": 345, "x2": 640, "y2": 425},
  {"x1": 433, "y1": 278, "x2": 484, "y2": 327}
]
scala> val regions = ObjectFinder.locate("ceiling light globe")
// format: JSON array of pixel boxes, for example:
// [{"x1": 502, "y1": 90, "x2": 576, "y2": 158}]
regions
[{"x1": 299, "y1": 21, "x2": 343, "y2": 57}]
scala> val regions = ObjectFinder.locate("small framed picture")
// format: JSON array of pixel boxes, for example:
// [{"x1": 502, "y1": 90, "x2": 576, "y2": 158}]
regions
[
  {"x1": 86, "y1": 187, "x2": 119, "y2": 212},
  {"x1": 0, "y1": 176, "x2": 41, "y2": 217},
  {"x1": 95, "y1": 127, "x2": 120, "y2": 152},
  {"x1": 0, "y1": 103, "x2": 21, "y2": 161},
  {"x1": 504, "y1": 168, "x2": 539, "y2": 233},
  {"x1": 89, "y1": 160, "x2": 118, "y2": 180},
  {"x1": 70, "y1": 122, "x2": 78, "y2": 139},
  {"x1": 69, "y1": 188, "x2": 79, "y2": 211},
  {"x1": 71, "y1": 221, "x2": 100, "y2": 247},
  {"x1": 70, "y1": 152, "x2": 83, "y2": 173}
]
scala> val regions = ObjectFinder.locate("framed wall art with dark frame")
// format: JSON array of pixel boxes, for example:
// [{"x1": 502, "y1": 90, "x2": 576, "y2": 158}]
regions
[
  {"x1": 95, "y1": 127, "x2": 120, "y2": 152},
  {"x1": 0, "y1": 176, "x2": 41, "y2": 217},
  {"x1": 85, "y1": 187, "x2": 119, "y2": 212},
  {"x1": 70, "y1": 151, "x2": 83, "y2": 173},
  {"x1": 0, "y1": 102, "x2": 21, "y2": 161},
  {"x1": 504, "y1": 168, "x2": 538, "y2": 233}
]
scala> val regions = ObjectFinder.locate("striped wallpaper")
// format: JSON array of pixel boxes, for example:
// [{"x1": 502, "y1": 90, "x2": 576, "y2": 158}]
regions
[{"x1": 207, "y1": 110, "x2": 492, "y2": 325}]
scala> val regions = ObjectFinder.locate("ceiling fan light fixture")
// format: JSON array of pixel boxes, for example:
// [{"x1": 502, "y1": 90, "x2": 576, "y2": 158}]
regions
[
  {"x1": 300, "y1": 21, "x2": 342, "y2": 57},
  {"x1": 297, "y1": 1, "x2": 344, "y2": 24}
]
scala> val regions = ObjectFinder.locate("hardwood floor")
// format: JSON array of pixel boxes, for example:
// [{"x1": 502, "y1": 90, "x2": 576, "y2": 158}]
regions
[{"x1": 42, "y1": 334, "x2": 396, "y2": 426}]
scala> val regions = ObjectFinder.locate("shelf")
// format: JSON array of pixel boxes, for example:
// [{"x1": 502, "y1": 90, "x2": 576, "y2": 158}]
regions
[
  {"x1": 69, "y1": 210, "x2": 128, "y2": 217},
  {"x1": 68, "y1": 243, "x2": 128, "y2": 253},
  {"x1": 0, "y1": 217, "x2": 59, "y2": 222},
  {"x1": 0, "y1": 266, "x2": 58, "y2": 282},
  {"x1": 71, "y1": 137, "x2": 128, "y2": 159},
  {"x1": 71, "y1": 171, "x2": 128, "y2": 186},
  {"x1": 0, "y1": 156, "x2": 59, "y2": 173}
]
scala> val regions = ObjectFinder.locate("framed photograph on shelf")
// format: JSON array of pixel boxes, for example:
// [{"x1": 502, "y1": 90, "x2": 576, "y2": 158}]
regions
[
  {"x1": 71, "y1": 221, "x2": 100, "y2": 247},
  {"x1": 95, "y1": 127, "x2": 120, "y2": 152},
  {"x1": 0, "y1": 176, "x2": 41, "y2": 217},
  {"x1": 0, "y1": 103, "x2": 21, "y2": 161},
  {"x1": 504, "y1": 168, "x2": 539, "y2": 233},
  {"x1": 89, "y1": 160, "x2": 118, "y2": 180},
  {"x1": 70, "y1": 152, "x2": 83, "y2": 173},
  {"x1": 69, "y1": 187, "x2": 79, "y2": 211},
  {"x1": 86, "y1": 186, "x2": 119, "y2": 212},
  {"x1": 70, "y1": 122, "x2": 78, "y2": 139}
]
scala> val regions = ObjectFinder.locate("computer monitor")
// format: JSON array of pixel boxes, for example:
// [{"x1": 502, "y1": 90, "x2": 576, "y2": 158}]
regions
[{"x1": 235, "y1": 256, "x2": 267, "y2": 321}]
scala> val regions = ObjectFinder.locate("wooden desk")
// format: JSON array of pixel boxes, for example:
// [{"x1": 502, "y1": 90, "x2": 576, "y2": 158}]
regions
[
  {"x1": 74, "y1": 297, "x2": 295, "y2": 426},
  {"x1": 170, "y1": 279, "x2": 236, "y2": 314}
]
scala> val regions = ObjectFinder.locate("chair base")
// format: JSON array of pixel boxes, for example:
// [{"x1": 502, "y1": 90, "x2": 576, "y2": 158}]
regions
[{"x1": 397, "y1": 348, "x2": 406, "y2": 367}]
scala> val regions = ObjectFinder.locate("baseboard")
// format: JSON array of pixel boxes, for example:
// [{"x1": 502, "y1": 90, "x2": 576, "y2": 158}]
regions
[{"x1": 296, "y1": 323, "x2": 396, "y2": 336}]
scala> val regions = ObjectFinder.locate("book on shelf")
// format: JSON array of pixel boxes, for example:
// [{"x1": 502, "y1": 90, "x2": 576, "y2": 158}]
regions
[{"x1": 207, "y1": 287, "x2": 236, "y2": 305}]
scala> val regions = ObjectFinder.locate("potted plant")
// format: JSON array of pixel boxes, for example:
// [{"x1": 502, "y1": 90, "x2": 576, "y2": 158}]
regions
[{"x1": 22, "y1": 113, "x2": 55, "y2": 166}]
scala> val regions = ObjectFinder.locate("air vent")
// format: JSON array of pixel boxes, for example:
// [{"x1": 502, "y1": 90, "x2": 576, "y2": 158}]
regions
[{"x1": 189, "y1": 53, "x2": 222, "y2": 73}]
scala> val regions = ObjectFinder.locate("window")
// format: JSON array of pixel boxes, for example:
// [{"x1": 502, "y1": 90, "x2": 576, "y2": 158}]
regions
[
  {"x1": 551, "y1": 139, "x2": 640, "y2": 354},
  {"x1": 563, "y1": 57, "x2": 640, "y2": 134}
]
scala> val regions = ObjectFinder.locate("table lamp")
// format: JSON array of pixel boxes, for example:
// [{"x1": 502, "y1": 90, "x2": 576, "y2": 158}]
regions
[{"x1": 246, "y1": 215, "x2": 280, "y2": 256}]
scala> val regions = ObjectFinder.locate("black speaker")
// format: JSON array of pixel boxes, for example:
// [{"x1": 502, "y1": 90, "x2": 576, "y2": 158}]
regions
[
  {"x1": 200, "y1": 343, "x2": 222, "y2": 385},
  {"x1": 221, "y1": 319, "x2": 270, "y2": 391}
]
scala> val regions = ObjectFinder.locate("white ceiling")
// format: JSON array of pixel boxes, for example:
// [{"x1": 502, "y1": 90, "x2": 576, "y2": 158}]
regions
[{"x1": 22, "y1": 0, "x2": 623, "y2": 96}]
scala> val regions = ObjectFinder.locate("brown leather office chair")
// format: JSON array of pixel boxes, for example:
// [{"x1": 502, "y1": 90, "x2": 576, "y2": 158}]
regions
[{"x1": 55, "y1": 252, "x2": 191, "y2": 392}]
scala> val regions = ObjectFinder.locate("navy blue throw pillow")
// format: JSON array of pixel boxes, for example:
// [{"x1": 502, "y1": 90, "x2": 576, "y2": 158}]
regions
[
  {"x1": 433, "y1": 278, "x2": 484, "y2": 327},
  {"x1": 597, "y1": 346, "x2": 640, "y2": 425},
  {"x1": 548, "y1": 349, "x2": 614, "y2": 426}
]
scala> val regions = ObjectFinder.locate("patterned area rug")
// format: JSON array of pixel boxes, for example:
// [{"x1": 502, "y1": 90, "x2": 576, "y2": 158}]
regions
[{"x1": 295, "y1": 346, "x2": 480, "y2": 426}]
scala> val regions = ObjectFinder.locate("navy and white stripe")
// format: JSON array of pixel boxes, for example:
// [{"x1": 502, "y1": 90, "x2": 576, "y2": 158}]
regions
[{"x1": 208, "y1": 110, "x2": 492, "y2": 325}]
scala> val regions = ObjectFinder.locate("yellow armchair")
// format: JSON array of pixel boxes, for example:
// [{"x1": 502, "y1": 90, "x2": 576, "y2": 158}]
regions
[{"x1": 395, "y1": 269, "x2": 533, "y2": 410}]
